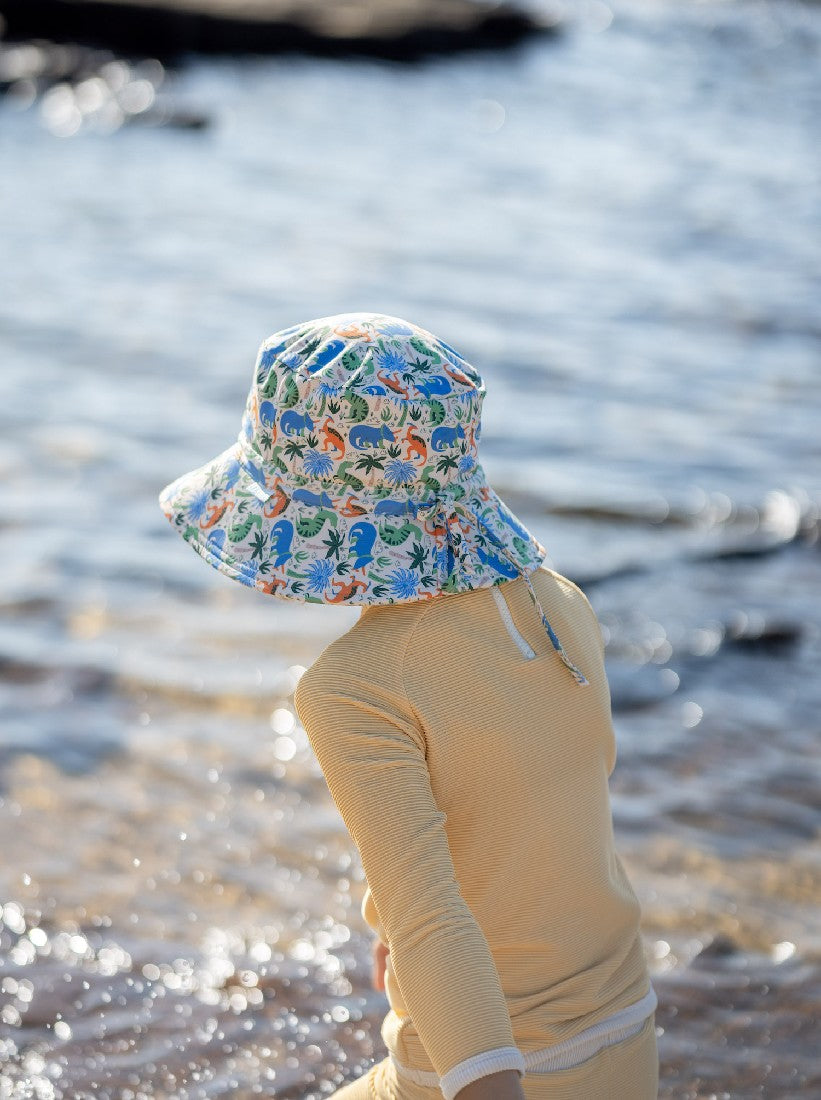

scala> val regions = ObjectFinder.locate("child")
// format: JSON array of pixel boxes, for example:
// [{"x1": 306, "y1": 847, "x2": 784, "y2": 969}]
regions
[{"x1": 160, "y1": 313, "x2": 658, "y2": 1100}]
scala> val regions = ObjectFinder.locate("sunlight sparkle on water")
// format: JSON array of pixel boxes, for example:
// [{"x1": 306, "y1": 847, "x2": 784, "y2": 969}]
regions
[
  {"x1": 270, "y1": 708, "x2": 295, "y2": 735},
  {"x1": 771, "y1": 941, "x2": 796, "y2": 963},
  {"x1": 682, "y1": 702, "x2": 704, "y2": 729}
]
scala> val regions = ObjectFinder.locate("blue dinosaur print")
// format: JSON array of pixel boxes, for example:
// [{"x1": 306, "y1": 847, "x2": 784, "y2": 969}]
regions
[
  {"x1": 223, "y1": 459, "x2": 241, "y2": 489},
  {"x1": 259, "y1": 400, "x2": 277, "y2": 429},
  {"x1": 414, "y1": 374, "x2": 452, "y2": 398},
  {"x1": 270, "y1": 519, "x2": 295, "y2": 567},
  {"x1": 242, "y1": 457, "x2": 266, "y2": 487},
  {"x1": 258, "y1": 333, "x2": 298, "y2": 373},
  {"x1": 306, "y1": 340, "x2": 345, "y2": 373},
  {"x1": 439, "y1": 339, "x2": 471, "y2": 369},
  {"x1": 280, "y1": 410, "x2": 314, "y2": 436},
  {"x1": 431, "y1": 424, "x2": 466, "y2": 451},
  {"x1": 374, "y1": 498, "x2": 418, "y2": 517},
  {"x1": 349, "y1": 521, "x2": 378, "y2": 568},
  {"x1": 350, "y1": 424, "x2": 395, "y2": 449},
  {"x1": 377, "y1": 320, "x2": 414, "y2": 336},
  {"x1": 476, "y1": 545, "x2": 519, "y2": 579},
  {"x1": 293, "y1": 488, "x2": 335, "y2": 509},
  {"x1": 497, "y1": 507, "x2": 532, "y2": 542},
  {"x1": 360, "y1": 384, "x2": 388, "y2": 395},
  {"x1": 206, "y1": 529, "x2": 226, "y2": 555}
]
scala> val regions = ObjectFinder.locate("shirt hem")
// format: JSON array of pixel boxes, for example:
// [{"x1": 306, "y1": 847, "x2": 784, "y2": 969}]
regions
[
  {"x1": 390, "y1": 986, "x2": 658, "y2": 1093},
  {"x1": 394, "y1": 1045, "x2": 525, "y2": 1100}
]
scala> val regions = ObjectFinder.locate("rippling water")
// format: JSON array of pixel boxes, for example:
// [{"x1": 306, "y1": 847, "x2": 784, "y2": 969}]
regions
[{"x1": 1, "y1": 0, "x2": 820, "y2": 1096}]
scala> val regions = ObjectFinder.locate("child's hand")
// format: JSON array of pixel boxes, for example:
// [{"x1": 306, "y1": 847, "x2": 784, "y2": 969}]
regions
[{"x1": 371, "y1": 938, "x2": 389, "y2": 992}]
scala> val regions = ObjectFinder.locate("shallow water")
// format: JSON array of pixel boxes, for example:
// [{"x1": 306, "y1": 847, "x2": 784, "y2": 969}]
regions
[{"x1": 1, "y1": 0, "x2": 820, "y2": 1096}]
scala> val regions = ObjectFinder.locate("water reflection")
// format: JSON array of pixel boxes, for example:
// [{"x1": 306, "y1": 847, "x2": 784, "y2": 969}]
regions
[
  {"x1": 1, "y1": 0, "x2": 820, "y2": 1093},
  {"x1": 0, "y1": 40, "x2": 208, "y2": 134}
]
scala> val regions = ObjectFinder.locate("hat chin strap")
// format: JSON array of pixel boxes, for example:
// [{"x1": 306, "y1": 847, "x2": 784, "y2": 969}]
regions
[{"x1": 431, "y1": 499, "x2": 589, "y2": 688}]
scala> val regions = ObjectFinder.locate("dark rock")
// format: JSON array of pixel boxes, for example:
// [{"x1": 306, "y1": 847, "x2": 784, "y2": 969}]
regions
[
  {"x1": 694, "y1": 933, "x2": 740, "y2": 961},
  {"x1": 724, "y1": 613, "x2": 803, "y2": 653},
  {"x1": 0, "y1": 0, "x2": 559, "y2": 62},
  {"x1": 0, "y1": 654, "x2": 51, "y2": 683},
  {"x1": 606, "y1": 662, "x2": 680, "y2": 713}
]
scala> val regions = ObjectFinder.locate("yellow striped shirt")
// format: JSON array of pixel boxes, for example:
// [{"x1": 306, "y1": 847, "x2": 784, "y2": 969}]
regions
[{"x1": 294, "y1": 565, "x2": 651, "y2": 1088}]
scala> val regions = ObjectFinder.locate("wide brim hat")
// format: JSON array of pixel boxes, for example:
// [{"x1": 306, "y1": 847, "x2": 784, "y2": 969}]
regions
[
  {"x1": 160, "y1": 312, "x2": 551, "y2": 607},
  {"x1": 159, "y1": 313, "x2": 589, "y2": 684}
]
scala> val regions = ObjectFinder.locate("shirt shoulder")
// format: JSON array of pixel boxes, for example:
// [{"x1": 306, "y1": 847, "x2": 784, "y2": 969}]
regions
[
  {"x1": 534, "y1": 566, "x2": 606, "y2": 650},
  {"x1": 293, "y1": 599, "x2": 433, "y2": 749},
  {"x1": 297, "y1": 599, "x2": 431, "y2": 691}
]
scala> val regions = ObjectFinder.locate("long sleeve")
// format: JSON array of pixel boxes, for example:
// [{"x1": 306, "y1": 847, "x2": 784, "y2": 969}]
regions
[{"x1": 293, "y1": 657, "x2": 524, "y2": 1093}]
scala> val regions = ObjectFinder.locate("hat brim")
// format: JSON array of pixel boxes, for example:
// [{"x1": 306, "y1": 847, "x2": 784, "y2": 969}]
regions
[{"x1": 159, "y1": 442, "x2": 547, "y2": 606}]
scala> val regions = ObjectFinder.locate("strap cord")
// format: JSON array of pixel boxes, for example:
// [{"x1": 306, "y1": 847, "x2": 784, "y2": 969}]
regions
[{"x1": 424, "y1": 497, "x2": 589, "y2": 687}]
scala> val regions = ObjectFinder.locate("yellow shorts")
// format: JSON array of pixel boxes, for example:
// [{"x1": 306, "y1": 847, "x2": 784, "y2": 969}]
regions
[{"x1": 331, "y1": 1015, "x2": 658, "y2": 1100}]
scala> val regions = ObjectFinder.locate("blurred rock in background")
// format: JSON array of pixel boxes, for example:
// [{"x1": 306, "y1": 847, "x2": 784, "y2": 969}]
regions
[{"x1": 0, "y1": 0, "x2": 560, "y2": 60}]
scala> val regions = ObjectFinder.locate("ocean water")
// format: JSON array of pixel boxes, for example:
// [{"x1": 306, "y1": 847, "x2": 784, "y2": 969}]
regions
[{"x1": 0, "y1": 0, "x2": 819, "y2": 1096}]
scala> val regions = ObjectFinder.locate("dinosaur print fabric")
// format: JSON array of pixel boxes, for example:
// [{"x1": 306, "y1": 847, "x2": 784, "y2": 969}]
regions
[{"x1": 159, "y1": 313, "x2": 548, "y2": 607}]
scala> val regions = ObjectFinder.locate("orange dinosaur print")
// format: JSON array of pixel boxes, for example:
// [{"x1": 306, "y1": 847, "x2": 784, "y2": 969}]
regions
[
  {"x1": 402, "y1": 426, "x2": 427, "y2": 464},
  {"x1": 256, "y1": 576, "x2": 287, "y2": 595},
  {"x1": 200, "y1": 499, "x2": 234, "y2": 528},
  {"x1": 334, "y1": 323, "x2": 372, "y2": 341},
  {"x1": 263, "y1": 487, "x2": 290, "y2": 517},
  {"x1": 423, "y1": 511, "x2": 471, "y2": 537},
  {"x1": 443, "y1": 361, "x2": 473, "y2": 387},
  {"x1": 319, "y1": 416, "x2": 346, "y2": 457},
  {"x1": 339, "y1": 495, "x2": 368, "y2": 517},
  {"x1": 377, "y1": 369, "x2": 410, "y2": 398},
  {"x1": 327, "y1": 578, "x2": 369, "y2": 603}
]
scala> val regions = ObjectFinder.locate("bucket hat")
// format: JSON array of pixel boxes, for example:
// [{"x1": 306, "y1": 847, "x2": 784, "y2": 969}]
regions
[{"x1": 159, "y1": 312, "x2": 587, "y2": 685}]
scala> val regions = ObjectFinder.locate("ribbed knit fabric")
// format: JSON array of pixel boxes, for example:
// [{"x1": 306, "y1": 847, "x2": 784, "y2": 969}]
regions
[{"x1": 293, "y1": 565, "x2": 651, "y2": 1094}]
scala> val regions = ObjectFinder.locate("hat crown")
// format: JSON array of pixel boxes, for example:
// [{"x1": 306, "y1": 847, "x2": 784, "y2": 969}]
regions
[{"x1": 239, "y1": 313, "x2": 485, "y2": 495}]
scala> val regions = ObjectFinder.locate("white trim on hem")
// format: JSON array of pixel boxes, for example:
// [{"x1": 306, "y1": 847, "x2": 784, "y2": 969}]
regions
[
  {"x1": 390, "y1": 987, "x2": 658, "y2": 1095},
  {"x1": 524, "y1": 987, "x2": 657, "y2": 1072},
  {"x1": 439, "y1": 1046, "x2": 525, "y2": 1100}
]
